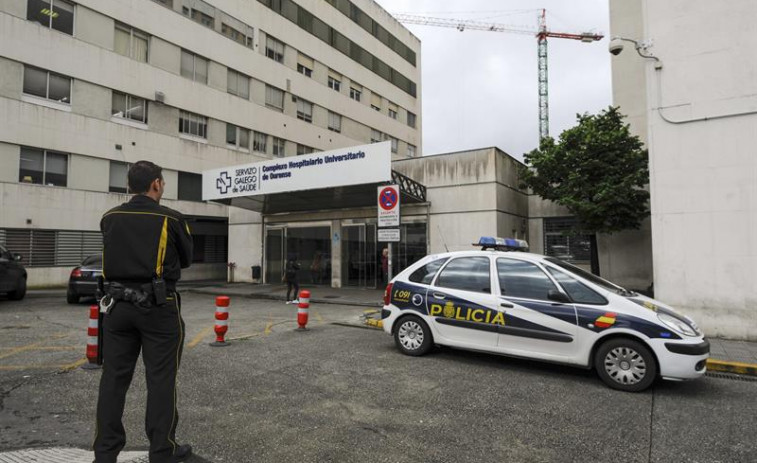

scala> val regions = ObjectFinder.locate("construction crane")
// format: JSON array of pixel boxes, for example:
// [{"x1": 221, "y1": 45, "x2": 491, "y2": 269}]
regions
[{"x1": 392, "y1": 10, "x2": 603, "y2": 140}]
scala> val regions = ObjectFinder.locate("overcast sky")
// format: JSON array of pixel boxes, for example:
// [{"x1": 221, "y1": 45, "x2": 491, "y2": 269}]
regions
[{"x1": 374, "y1": 0, "x2": 612, "y2": 161}]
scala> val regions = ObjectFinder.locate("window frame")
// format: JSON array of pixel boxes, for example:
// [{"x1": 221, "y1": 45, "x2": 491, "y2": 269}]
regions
[
  {"x1": 407, "y1": 144, "x2": 416, "y2": 157},
  {"x1": 108, "y1": 161, "x2": 129, "y2": 193},
  {"x1": 297, "y1": 63, "x2": 313, "y2": 77},
  {"x1": 179, "y1": 110, "x2": 208, "y2": 139},
  {"x1": 296, "y1": 144, "x2": 314, "y2": 156},
  {"x1": 296, "y1": 98, "x2": 313, "y2": 123},
  {"x1": 27, "y1": 0, "x2": 75, "y2": 35},
  {"x1": 226, "y1": 123, "x2": 250, "y2": 150},
  {"x1": 327, "y1": 111, "x2": 341, "y2": 133},
  {"x1": 272, "y1": 137, "x2": 286, "y2": 157},
  {"x1": 265, "y1": 35, "x2": 285, "y2": 63},
  {"x1": 253, "y1": 131, "x2": 268, "y2": 153},
  {"x1": 190, "y1": 8, "x2": 214, "y2": 28},
  {"x1": 328, "y1": 76, "x2": 341, "y2": 92},
  {"x1": 180, "y1": 50, "x2": 208, "y2": 84},
  {"x1": 265, "y1": 85, "x2": 284, "y2": 111},
  {"x1": 407, "y1": 111, "x2": 416, "y2": 128},
  {"x1": 18, "y1": 147, "x2": 69, "y2": 187},
  {"x1": 111, "y1": 91, "x2": 148, "y2": 124},
  {"x1": 349, "y1": 86, "x2": 361, "y2": 102},
  {"x1": 433, "y1": 256, "x2": 493, "y2": 295},
  {"x1": 114, "y1": 22, "x2": 149, "y2": 62},
  {"x1": 495, "y1": 257, "x2": 560, "y2": 302},
  {"x1": 22, "y1": 65, "x2": 71, "y2": 105},
  {"x1": 227, "y1": 68, "x2": 250, "y2": 100}
]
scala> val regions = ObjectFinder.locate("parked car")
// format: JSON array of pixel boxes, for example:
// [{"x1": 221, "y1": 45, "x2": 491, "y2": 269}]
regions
[
  {"x1": 0, "y1": 245, "x2": 27, "y2": 300},
  {"x1": 67, "y1": 255, "x2": 103, "y2": 304},
  {"x1": 381, "y1": 236, "x2": 709, "y2": 392}
]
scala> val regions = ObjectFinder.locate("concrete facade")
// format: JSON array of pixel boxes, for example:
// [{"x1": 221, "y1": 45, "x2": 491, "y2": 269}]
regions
[
  {"x1": 0, "y1": 0, "x2": 421, "y2": 288},
  {"x1": 610, "y1": 0, "x2": 757, "y2": 339}
]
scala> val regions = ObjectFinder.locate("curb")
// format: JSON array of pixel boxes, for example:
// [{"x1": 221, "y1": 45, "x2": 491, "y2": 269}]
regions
[
  {"x1": 706, "y1": 359, "x2": 757, "y2": 377},
  {"x1": 185, "y1": 288, "x2": 382, "y2": 308}
]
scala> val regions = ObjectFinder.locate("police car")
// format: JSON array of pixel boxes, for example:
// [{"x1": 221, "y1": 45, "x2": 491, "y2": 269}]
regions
[{"x1": 381, "y1": 237, "x2": 709, "y2": 392}]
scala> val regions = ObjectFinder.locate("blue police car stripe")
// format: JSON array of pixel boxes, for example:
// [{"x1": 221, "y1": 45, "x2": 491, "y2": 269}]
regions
[
  {"x1": 505, "y1": 299, "x2": 578, "y2": 325},
  {"x1": 389, "y1": 281, "x2": 429, "y2": 315},
  {"x1": 574, "y1": 306, "x2": 682, "y2": 340}
]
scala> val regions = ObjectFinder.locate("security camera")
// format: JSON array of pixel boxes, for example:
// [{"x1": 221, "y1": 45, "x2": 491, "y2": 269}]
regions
[{"x1": 609, "y1": 37, "x2": 624, "y2": 55}]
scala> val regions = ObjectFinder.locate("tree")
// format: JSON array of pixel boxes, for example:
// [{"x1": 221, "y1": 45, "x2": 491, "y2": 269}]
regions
[{"x1": 520, "y1": 106, "x2": 649, "y2": 275}]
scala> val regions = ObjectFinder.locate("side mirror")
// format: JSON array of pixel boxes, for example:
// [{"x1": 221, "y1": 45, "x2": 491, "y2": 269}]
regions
[
  {"x1": 13, "y1": 253, "x2": 23, "y2": 262},
  {"x1": 548, "y1": 290, "x2": 571, "y2": 304}
]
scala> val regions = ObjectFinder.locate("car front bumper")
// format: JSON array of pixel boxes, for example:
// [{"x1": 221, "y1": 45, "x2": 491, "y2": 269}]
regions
[{"x1": 652, "y1": 338, "x2": 709, "y2": 381}]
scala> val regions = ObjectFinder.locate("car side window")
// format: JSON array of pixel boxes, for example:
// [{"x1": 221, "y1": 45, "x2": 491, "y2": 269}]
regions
[
  {"x1": 546, "y1": 267, "x2": 608, "y2": 305},
  {"x1": 408, "y1": 258, "x2": 448, "y2": 285},
  {"x1": 435, "y1": 257, "x2": 491, "y2": 294},
  {"x1": 497, "y1": 258, "x2": 558, "y2": 300}
]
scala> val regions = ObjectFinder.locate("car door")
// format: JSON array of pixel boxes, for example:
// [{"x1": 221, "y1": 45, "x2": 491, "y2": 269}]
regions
[
  {"x1": 495, "y1": 257, "x2": 579, "y2": 361},
  {"x1": 427, "y1": 255, "x2": 501, "y2": 348}
]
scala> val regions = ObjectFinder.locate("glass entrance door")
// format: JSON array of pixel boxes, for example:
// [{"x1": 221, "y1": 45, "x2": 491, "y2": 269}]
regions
[
  {"x1": 342, "y1": 224, "x2": 377, "y2": 288},
  {"x1": 265, "y1": 228, "x2": 284, "y2": 284}
]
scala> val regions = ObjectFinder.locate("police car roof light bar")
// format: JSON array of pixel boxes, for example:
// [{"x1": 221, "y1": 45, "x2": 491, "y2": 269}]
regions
[{"x1": 474, "y1": 236, "x2": 529, "y2": 252}]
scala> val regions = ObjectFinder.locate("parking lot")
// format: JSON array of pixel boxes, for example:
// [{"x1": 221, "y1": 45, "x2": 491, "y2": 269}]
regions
[{"x1": 1, "y1": 292, "x2": 756, "y2": 462}]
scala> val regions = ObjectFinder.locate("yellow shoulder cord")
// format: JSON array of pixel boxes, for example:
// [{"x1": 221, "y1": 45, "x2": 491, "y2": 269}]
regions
[{"x1": 156, "y1": 217, "x2": 169, "y2": 277}]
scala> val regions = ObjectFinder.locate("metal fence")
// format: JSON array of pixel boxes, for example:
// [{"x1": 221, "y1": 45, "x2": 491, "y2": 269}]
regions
[
  {"x1": 543, "y1": 217, "x2": 592, "y2": 264},
  {"x1": 0, "y1": 228, "x2": 102, "y2": 267}
]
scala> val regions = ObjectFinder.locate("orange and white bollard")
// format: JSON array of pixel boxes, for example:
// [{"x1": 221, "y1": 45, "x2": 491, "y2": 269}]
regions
[
  {"x1": 296, "y1": 290, "x2": 310, "y2": 331},
  {"x1": 82, "y1": 305, "x2": 101, "y2": 370},
  {"x1": 210, "y1": 296, "x2": 231, "y2": 347}
]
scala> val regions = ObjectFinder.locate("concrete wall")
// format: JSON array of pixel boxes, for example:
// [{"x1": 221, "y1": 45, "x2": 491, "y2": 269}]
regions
[{"x1": 609, "y1": 0, "x2": 757, "y2": 339}]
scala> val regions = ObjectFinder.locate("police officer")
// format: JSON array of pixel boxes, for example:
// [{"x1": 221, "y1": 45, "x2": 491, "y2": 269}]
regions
[{"x1": 93, "y1": 161, "x2": 193, "y2": 463}]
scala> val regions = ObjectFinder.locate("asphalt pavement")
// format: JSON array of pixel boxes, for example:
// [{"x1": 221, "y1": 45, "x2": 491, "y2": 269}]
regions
[{"x1": 1, "y1": 292, "x2": 756, "y2": 462}]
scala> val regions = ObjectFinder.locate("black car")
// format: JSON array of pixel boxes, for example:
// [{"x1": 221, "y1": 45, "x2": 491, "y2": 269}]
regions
[
  {"x1": 67, "y1": 255, "x2": 102, "y2": 304},
  {"x1": 0, "y1": 245, "x2": 27, "y2": 300}
]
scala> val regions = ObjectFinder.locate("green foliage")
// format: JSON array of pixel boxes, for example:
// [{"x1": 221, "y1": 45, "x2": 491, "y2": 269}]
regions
[{"x1": 521, "y1": 106, "x2": 649, "y2": 234}]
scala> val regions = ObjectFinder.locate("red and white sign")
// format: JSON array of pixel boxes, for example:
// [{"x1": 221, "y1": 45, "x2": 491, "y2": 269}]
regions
[{"x1": 378, "y1": 185, "x2": 400, "y2": 227}]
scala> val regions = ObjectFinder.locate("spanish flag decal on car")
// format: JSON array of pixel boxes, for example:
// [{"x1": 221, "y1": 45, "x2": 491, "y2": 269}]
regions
[{"x1": 594, "y1": 312, "x2": 617, "y2": 329}]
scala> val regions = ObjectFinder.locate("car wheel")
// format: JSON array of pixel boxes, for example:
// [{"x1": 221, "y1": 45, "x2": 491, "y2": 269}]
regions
[
  {"x1": 8, "y1": 277, "x2": 26, "y2": 301},
  {"x1": 393, "y1": 316, "x2": 433, "y2": 356},
  {"x1": 66, "y1": 289, "x2": 79, "y2": 304},
  {"x1": 594, "y1": 338, "x2": 657, "y2": 392}
]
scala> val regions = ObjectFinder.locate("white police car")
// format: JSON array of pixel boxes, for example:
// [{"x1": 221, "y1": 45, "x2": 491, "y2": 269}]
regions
[{"x1": 381, "y1": 237, "x2": 709, "y2": 392}]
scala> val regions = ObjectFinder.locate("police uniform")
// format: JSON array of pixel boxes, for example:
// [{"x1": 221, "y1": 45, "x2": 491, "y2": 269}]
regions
[{"x1": 93, "y1": 194, "x2": 192, "y2": 463}]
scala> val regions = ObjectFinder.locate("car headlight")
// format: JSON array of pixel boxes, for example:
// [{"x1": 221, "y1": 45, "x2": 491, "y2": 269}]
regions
[{"x1": 657, "y1": 312, "x2": 697, "y2": 337}]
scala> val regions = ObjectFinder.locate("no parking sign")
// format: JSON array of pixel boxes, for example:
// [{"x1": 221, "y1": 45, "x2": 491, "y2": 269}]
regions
[{"x1": 377, "y1": 185, "x2": 400, "y2": 227}]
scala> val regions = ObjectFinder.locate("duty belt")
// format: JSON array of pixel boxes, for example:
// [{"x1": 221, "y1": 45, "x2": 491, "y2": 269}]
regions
[{"x1": 103, "y1": 282, "x2": 157, "y2": 311}]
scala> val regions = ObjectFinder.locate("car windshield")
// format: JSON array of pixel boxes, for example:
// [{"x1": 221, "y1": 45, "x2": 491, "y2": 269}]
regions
[
  {"x1": 82, "y1": 255, "x2": 102, "y2": 266},
  {"x1": 544, "y1": 257, "x2": 635, "y2": 296}
]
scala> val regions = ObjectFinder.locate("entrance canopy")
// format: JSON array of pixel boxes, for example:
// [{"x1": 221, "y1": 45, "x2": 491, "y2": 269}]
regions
[{"x1": 202, "y1": 142, "x2": 425, "y2": 214}]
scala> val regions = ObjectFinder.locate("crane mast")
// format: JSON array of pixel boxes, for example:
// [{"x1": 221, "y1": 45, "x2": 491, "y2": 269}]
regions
[{"x1": 393, "y1": 10, "x2": 603, "y2": 140}]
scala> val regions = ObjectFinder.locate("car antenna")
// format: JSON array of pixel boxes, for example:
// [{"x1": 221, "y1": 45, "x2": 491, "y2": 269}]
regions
[{"x1": 436, "y1": 224, "x2": 450, "y2": 252}]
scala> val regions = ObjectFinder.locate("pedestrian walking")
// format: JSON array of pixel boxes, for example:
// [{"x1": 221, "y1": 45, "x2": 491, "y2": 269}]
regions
[
  {"x1": 285, "y1": 255, "x2": 301, "y2": 303},
  {"x1": 93, "y1": 161, "x2": 193, "y2": 463}
]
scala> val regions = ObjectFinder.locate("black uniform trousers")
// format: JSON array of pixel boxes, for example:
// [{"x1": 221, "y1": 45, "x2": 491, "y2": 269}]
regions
[{"x1": 93, "y1": 293, "x2": 185, "y2": 463}]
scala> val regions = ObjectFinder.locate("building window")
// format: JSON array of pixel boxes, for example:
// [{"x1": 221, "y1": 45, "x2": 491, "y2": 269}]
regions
[
  {"x1": 370, "y1": 92, "x2": 381, "y2": 112},
  {"x1": 388, "y1": 103, "x2": 398, "y2": 120},
  {"x1": 179, "y1": 110, "x2": 208, "y2": 138},
  {"x1": 272, "y1": 137, "x2": 286, "y2": 157},
  {"x1": 114, "y1": 23, "x2": 148, "y2": 62},
  {"x1": 265, "y1": 85, "x2": 284, "y2": 110},
  {"x1": 544, "y1": 217, "x2": 592, "y2": 263},
  {"x1": 112, "y1": 91, "x2": 148, "y2": 124},
  {"x1": 407, "y1": 111, "x2": 416, "y2": 128},
  {"x1": 297, "y1": 53, "x2": 313, "y2": 77},
  {"x1": 297, "y1": 144, "x2": 314, "y2": 156},
  {"x1": 178, "y1": 171, "x2": 203, "y2": 201},
  {"x1": 296, "y1": 99, "x2": 313, "y2": 123},
  {"x1": 190, "y1": 9, "x2": 214, "y2": 28},
  {"x1": 350, "y1": 86, "x2": 361, "y2": 102},
  {"x1": 389, "y1": 136, "x2": 398, "y2": 153},
  {"x1": 227, "y1": 69, "x2": 250, "y2": 100},
  {"x1": 370, "y1": 129, "x2": 382, "y2": 143},
  {"x1": 109, "y1": 161, "x2": 129, "y2": 193},
  {"x1": 180, "y1": 50, "x2": 208, "y2": 84},
  {"x1": 328, "y1": 71, "x2": 341, "y2": 91},
  {"x1": 151, "y1": 0, "x2": 172, "y2": 7},
  {"x1": 27, "y1": 0, "x2": 74, "y2": 35},
  {"x1": 226, "y1": 124, "x2": 249, "y2": 149},
  {"x1": 253, "y1": 132, "x2": 268, "y2": 153},
  {"x1": 265, "y1": 35, "x2": 284, "y2": 63},
  {"x1": 408, "y1": 144, "x2": 416, "y2": 157},
  {"x1": 328, "y1": 111, "x2": 341, "y2": 133},
  {"x1": 19, "y1": 147, "x2": 68, "y2": 187},
  {"x1": 23, "y1": 66, "x2": 71, "y2": 104},
  {"x1": 222, "y1": 23, "x2": 247, "y2": 46}
]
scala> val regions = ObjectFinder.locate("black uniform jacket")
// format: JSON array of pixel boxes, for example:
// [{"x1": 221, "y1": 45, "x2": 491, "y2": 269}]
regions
[{"x1": 101, "y1": 195, "x2": 193, "y2": 289}]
